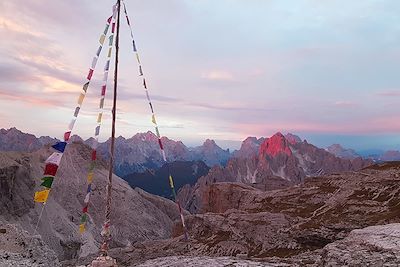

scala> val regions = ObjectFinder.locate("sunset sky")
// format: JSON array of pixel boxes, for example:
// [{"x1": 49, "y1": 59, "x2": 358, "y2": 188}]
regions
[{"x1": 1, "y1": 0, "x2": 400, "y2": 151}]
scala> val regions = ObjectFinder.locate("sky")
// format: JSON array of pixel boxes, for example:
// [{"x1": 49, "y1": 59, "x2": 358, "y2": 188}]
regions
[{"x1": 1, "y1": 0, "x2": 400, "y2": 151}]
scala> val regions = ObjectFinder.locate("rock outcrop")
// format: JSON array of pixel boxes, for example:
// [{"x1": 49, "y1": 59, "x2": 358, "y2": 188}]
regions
[
  {"x1": 174, "y1": 163, "x2": 400, "y2": 259},
  {"x1": 0, "y1": 223, "x2": 60, "y2": 267},
  {"x1": 0, "y1": 143, "x2": 183, "y2": 261}
]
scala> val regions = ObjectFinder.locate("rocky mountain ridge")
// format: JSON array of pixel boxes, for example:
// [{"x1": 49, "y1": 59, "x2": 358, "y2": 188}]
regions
[{"x1": 179, "y1": 132, "x2": 373, "y2": 213}]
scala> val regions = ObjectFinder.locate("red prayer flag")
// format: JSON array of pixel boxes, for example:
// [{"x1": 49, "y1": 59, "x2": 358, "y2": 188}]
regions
[
  {"x1": 64, "y1": 131, "x2": 71, "y2": 142},
  {"x1": 91, "y1": 150, "x2": 97, "y2": 161},
  {"x1": 82, "y1": 205, "x2": 88, "y2": 213},
  {"x1": 101, "y1": 85, "x2": 106, "y2": 96},
  {"x1": 44, "y1": 163, "x2": 58, "y2": 176},
  {"x1": 87, "y1": 69, "x2": 94, "y2": 80}
]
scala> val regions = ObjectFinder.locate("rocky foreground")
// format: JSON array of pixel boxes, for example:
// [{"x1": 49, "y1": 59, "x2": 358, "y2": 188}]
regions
[{"x1": 64, "y1": 162, "x2": 400, "y2": 266}]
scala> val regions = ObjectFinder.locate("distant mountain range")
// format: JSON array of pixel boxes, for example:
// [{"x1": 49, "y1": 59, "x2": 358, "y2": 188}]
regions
[
  {"x1": 178, "y1": 132, "x2": 373, "y2": 212},
  {"x1": 0, "y1": 128, "x2": 230, "y2": 177}
]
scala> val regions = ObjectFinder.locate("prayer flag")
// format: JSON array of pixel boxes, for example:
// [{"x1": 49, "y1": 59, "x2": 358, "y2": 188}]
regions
[
  {"x1": 64, "y1": 131, "x2": 71, "y2": 142},
  {"x1": 105, "y1": 60, "x2": 110, "y2": 71},
  {"x1": 162, "y1": 150, "x2": 167, "y2": 162},
  {"x1": 101, "y1": 85, "x2": 106, "y2": 96},
  {"x1": 109, "y1": 35, "x2": 114, "y2": 46},
  {"x1": 97, "y1": 113, "x2": 102, "y2": 123},
  {"x1": 84, "y1": 193, "x2": 90, "y2": 204},
  {"x1": 112, "y1": 23, "x2": 116, "y2": 33},
  {"x1": 92, "y1": 150, "x2": 97, "y2": 160},
  {"x1": 87, "y1": 184, "x2": 92, "y2": 193},
  {"x1": 103, "y1": 24, "x2": 109, "y2": 35},
  {"x1": 44, "y1": 163, "x2": 58, "y2": 176},
  {"x1": 82, "y1": 205, "x2": 88, "y2": 213},
  {"x1": 34, "y1": 189, "x2": 50, "y2": 203},
  {"x1": 81, "y1": 213, "x2": 88, "y2": 223},
  {"x1": 79, "y1": 223, "x2": 85, "y2": 233},
  {"x1": 95, "y1": 126, "x2": 100, "y2": 136},
  {"x1": 149, "y1": 102, "x2": 154, "y2": 113},
  {"x1": 107, "y1": 16, "x2": 112, "y2": 23},
  {"x1": 83, "y1": 82, "x2": 89, "y2": 92},
  {"x1": 91, "y1": 57, "x2": 98, "y2": 69},
  {"x1": 108, "y1": 47, "x2": 112, "y2": 57},
  {"x1": 87, "y1": 69, "x2": 94, "y2": 80},
  {"x1": 45, "y1": 152, "x2": 63, "y2": 166},
  {"x1": 87, "y1": 172, "x2": 94, "y2": 183},
  {"x1": 40, "y1": 176, "x2": 54, "y2": 188},
  {"x1": 136, "y1": 53, "x2": 141, "y2": 64},
  {"x1": 52, "y1": 142, "x2": 67, "y2": 153},
  {"x1": 99, "y1": 34, "x2": 106, "y2": 45},
  {"x1": 143, "y1": 79, "x2": 147, "y2": 89},
  {"x1": 99, "y1": 98, "x2": 105, "y2": 109},
  {"x1": 74, "y1": 107, "x2": 80, "y2": 117},
  {"x1": 139, "y1": 65, "x2": 143, "y2": 76},
  {"x1": 169, "y1": 175, "x2": 175, "y2": 189},
  {"x1": 77, "y1": 93, "x2": 85, "y2": 105},
  {"x1": 132, "y1": 40, "x2": 137, "y2": 52},
  {"x1": 96, "y1": 46, "x2": 102, "y2": 57},
  {"x1": 151, "y1": 114, "x2": 156, "y2": 124},
  {"x1": 155, "y1": 127, "x2": 160, "y2": 138}
]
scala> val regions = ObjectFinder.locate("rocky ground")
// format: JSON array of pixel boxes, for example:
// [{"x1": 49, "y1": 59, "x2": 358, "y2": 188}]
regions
[{"x1": 0, "y1": 143, "x2": 184, "y2": 262}]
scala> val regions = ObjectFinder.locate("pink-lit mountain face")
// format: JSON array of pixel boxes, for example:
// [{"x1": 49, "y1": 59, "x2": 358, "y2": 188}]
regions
[{"x1": 178, "y1": 132, "x2": 373, "y2": 213}]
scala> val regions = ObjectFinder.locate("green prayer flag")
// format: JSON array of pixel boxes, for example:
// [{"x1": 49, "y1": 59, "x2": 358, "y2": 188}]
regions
[
  {"x1": 40, "y1": 176, "x2": 54, "y2": 188},
  {"x1": 81, "y1": 214, "x2": 88, "y2": 223}
]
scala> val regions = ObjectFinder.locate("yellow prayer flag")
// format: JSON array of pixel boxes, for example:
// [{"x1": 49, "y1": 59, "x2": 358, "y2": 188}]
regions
[
  {"x1": 136, "y1": 53, "x2": 141, "y2": 64},
  {"x1": 99, "y1": 34, "x2": 106, "y2": 45},
  {"x1": 97, "y1": 113, "x2": 103, "y2": 123},
  {"x1": 108, "y1": 47, "x2": 112, "y2": 57},
  {"x1": 169, "y1": 175, "x2": 175, "y2": 189},
  {"x1": 79, "y1": 223, "x2": 85, "y2": 233},
  {"x1": 77, "y1": 93, "x2": 85, "y2": 105},
  {"x1": 151, "y1": 114, "x2": 157, "y2": 124},
  {"x1": 34, "y1": 189, "x2": 50, "y2": 203},
  {"x1": 87, "y1": 172, "x2": 94, "y2": 183}
]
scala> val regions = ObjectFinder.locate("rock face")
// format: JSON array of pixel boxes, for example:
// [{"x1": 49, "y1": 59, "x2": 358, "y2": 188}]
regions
[
  {"x1": 0, "y1": 143, "x2": 183, "y2": 261},
  {"x1": 326, "y1": 144, "x2": 360, "y2": 159},
  {"x1": 320, "y1": 223, "x2": 400, "y2": 266},
  {"x1": 232, "y1": 137, "x2": 265, "y2": 159},
  {"x1": 190, "y1": 139, "x2": 230, "y2": 167},
  {"x1": 0, "y1": 223, "x2": 60, "y2": 267},
  {"x1": 179, "y1": 132, "x2": 373, "y2": 213},
  {"x1": 174, "y1": 163, "x2": 400, "y2": 260}
]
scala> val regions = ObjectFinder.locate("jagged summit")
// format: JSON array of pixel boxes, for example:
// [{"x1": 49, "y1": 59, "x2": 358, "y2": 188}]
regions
[
  {"x1": 259, "y1": 132, "x2": 292, "y2": 157},
  {"x1": 326, "y1": 143, "x2": 360, "y2": 159}
]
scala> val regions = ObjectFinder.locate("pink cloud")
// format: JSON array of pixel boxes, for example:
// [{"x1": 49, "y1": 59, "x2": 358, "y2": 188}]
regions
[{"x1": 201, "y1": 70, "x2": 234, "y2": 81}]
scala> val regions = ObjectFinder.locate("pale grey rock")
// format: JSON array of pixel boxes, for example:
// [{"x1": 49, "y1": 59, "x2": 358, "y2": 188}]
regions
[
  {"x1": 134, "y1": 256, "x2": 291, "y2": 267},
  {"x1": 0, "y1": 223, "x2": 60, "y2": 267}
]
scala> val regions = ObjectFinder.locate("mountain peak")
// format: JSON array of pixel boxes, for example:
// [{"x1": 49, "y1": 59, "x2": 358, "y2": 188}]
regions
[
  {"x1": 259, "y1": 132, "x2": 292, "y2": 157},
  {"x1": 285, "y1": 133, "x2": 302, "y2": 145},
  {"x1": 203, "y1": 139, "x2": 217, "y2": 147}
]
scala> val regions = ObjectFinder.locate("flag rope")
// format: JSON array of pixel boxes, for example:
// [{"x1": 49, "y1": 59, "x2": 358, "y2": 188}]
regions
[
  {"x1": 122, "y1": 0, "x2": 189, "y2": 240},
  {"x1": 33, "y1": 12, "x2": 115, "y2": 229},
  {"x1": 79, "y1": 4, "x2": 118, "y2": 234}
]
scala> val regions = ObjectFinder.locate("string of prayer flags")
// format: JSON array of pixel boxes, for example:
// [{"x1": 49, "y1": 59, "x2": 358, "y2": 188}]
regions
[
  {"x1": 79, "y1": 5, "x2": 117, "y2": 234},
  {"x1": 121, "y1": 0, "x2": 189, "y2": 240},
  {"x1": 34, "y1": 12, "x2": 114, "y2": 234}
]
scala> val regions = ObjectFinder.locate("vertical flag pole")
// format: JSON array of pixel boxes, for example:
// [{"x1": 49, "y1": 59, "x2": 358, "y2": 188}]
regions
[{"x1": 100, "y1": 0, "x2": 120, "y2": 256}]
